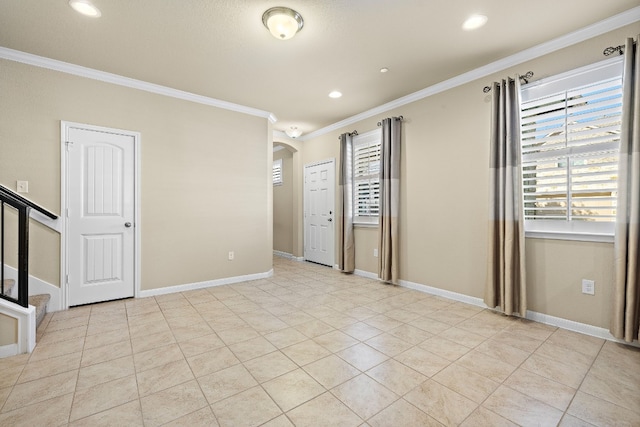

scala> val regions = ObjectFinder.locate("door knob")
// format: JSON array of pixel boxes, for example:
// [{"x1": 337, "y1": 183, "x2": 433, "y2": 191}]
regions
[
  {"x1": 124, "y1": 222, "x2": 132, "y2": 228},
  {"x1": 327, "y1": 218, "x2": 333, "y2": 222}
]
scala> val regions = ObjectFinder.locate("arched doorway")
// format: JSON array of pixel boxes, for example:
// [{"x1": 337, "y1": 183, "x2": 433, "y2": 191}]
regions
[{"x1": 272, "y1": 140, "x2": 303, "y2": 259}]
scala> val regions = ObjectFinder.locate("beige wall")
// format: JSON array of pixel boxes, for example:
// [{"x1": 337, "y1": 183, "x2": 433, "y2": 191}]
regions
[
  {"x1": 526, "y1": 239, "x2": 614, "y2": 327},
  {"x1": 0, "y1": 23, "x2": 636, "y2": 347},
  {"x1": 0, "y1": 59, "x2": 273, "y2": 295},
  {"x1": 301, "y1": 23, "x2": 639, "y2": 329},
  {"x1": 273, "y1": 148, "x2": 294, "y2": 254},
  {"x1": 354, "y1": 226, "x2": 378, "y2": 273}
]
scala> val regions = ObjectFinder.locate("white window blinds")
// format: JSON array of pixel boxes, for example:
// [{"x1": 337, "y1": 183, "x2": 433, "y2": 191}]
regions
[
  {"x1": 353, "y1": 130, "x2": 381, "y2": 224},
  {"x1": 520, "y1": 58, "x2": 623, "y2": 235},
  {"x1": 273, "y1": 158, "x2": 283, "y2": 186}
]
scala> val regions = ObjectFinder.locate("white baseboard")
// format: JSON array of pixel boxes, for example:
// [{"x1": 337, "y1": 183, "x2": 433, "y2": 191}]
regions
[
  {"x1": 526, "y1": 310, "x2": 639, "y2": 347},
  {"x1": 353, "y1": 269, "x2": 639, "y2": 347},
  {"x1": 273, "y1": 250, "x2": 293, "y2": 259},
  {"x1": 398, "y1": 278, "x2": 486, "y2": 308},
  {"x1": 3, "y1": 265, "x2": 62, "y2": 312},
  {"x1": 354, "y1": 269, "x2": 377, "y2": 279},
  {"x1": 139, "y1": 269, "x2": 274, "y2": 298},
  {"x1": 354, "y1": 269, "x2": 485, "y2": 308},
  {"x1": 273, "y1": 251, "x2": 304, "y2": 261},
  {"x1": 0, "y1": 343, "x2": 18, "y2": 358}
]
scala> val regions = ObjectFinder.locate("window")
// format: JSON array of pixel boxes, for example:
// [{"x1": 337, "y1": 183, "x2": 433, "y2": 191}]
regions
[
  {"x1": 353, "y1": 129, "x2": 381, "y2": 224},
  {"x1": 273, "y1": 158, "x2": 283, "y2": 186},
  {"x1": 520, "y1": 57, "x2": 623, "y2": 237}
]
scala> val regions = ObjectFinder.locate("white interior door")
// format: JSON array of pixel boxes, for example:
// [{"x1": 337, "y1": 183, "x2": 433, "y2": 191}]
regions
[
  {"x1": 66, "y1": 126, "x2": 135, "y2": 306},
  {"x1": 304, "y1": 160, "x2": 335, "y2": 266}
]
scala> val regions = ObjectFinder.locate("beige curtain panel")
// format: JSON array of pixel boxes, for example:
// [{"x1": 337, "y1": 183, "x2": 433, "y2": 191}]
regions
[
  {"x1": 611, "y1": 35, "x2": 640, "y2": 343},
  {"x1": 484, "y1": 77, "x2": 527, "y2": 317},
  {"x1": 378, "y1": 117, "x2": 401, "y2": 284},
  {"x1": 338, "y1": 132, "x2": 355, "y2": 273}
]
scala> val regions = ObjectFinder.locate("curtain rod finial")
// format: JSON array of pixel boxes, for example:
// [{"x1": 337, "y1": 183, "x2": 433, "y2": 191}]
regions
[{"x1": 603, "y1": 45, "x2": 625, "y2": 56}]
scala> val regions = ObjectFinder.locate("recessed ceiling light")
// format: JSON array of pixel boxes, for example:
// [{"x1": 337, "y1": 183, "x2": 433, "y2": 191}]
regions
[
  {"x1": 328, "y1": 91, "x2": 342, "y2": 99},
  {"x1": 380, "y1": 67, "x2": 389, "y2": 73},
  {"x1": 69, "y1": 0, "x2": 101, "y2": 17},
  {"x1": 462, "y1": 14, "x2": 487, "y2": 31}
]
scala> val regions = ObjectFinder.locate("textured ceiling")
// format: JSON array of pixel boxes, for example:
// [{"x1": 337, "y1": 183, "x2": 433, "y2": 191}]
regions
[{"x1": 1, "y1": 1, "x2": 638, "y2": 136}]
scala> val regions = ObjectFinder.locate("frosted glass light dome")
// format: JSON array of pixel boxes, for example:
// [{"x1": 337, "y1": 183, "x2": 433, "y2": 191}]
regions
[{"x1": 262, "y1": 7, "x2": 304, "y2": 40}]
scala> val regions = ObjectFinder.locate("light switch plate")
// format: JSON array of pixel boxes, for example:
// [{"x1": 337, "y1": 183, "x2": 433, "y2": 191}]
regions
[{"x1": 582, "y1": 279, "x2": 595, "y2": 295}]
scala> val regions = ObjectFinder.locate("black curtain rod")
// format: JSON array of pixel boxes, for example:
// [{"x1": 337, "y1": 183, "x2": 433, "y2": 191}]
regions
[
  {"x1": 482, "y1": 41, "x2": 633, "y2": 93},
  {"x1": 483, "y1": 71, "x2": 534, "y2": 93},
  {"x1": 337, "y1": 116, "x2": 404, "y2": 139},
  {"x1": 482, "y1": 42, "x2": 634, "y2": 93},
  {"x1": 377, "y1": 115, "x2": 404, "y2": 126}
]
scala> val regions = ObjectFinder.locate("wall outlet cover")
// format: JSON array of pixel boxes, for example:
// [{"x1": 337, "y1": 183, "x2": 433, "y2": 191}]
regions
[{"x1": 16, "y1": 181, "x2": 28, "y2": 193}]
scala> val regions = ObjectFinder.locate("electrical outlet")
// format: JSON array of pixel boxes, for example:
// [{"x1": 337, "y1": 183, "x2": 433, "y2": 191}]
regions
[
  {"x1": 16, "y1": 181, "x2": 28, "y2": 193},
  {"x1": 228, "y1": 251, "x2": 234, "y2": 261},
  {"x1": 582, "y1": 279, "x2": 595, "y2": 295},
  {"x1": 373, "y1": 248, "x2": 378, "y2": 257}
]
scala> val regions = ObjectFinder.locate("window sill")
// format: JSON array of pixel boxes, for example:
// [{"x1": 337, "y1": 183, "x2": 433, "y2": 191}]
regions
[
  {"x1": 354, "y1": 223, "x2": 378, "y2": 229},
  {"x1": 525, "y1": 231, "x2": 614, "y2": 243}
]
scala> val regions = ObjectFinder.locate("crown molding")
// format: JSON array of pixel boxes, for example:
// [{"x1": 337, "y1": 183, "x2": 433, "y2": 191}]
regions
[
  {"x1": 0, "y1": 47, "x2": 275, "y2": 121},
  {"x1": 302, "y1": 6, "x2": 640, "y2": 141},
  {"x1": 2, "y1": 5, "x2": 638, "y2": 137}
]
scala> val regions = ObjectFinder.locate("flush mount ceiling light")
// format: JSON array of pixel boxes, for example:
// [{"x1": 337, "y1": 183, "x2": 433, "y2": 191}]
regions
[
  {"x1": 69, "y1": 0, "x2": 101, "y2": 17},
  {"x1": 262, "y1": 7, "x2": 304, "y2": 40},
  {"x1": 285, "y1": 126, "x2": 302, "y2": 139},
  {"x1": 328, "y1": 91, "x2": 342, "y2": 98},
  {"x1": 462, "y1": 14, "x2": 488, "y2": 31},
  {"x1": 380, "y1": 67, "x2": 389, "y2": 73}
]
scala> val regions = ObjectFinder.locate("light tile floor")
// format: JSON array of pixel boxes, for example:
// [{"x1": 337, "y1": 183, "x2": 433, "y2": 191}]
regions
[{"x1": 1, "y1": 256, "x2": 639, "y2": 426}]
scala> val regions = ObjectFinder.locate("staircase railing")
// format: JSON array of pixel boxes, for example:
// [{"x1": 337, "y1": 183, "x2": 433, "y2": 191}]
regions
[{"x1": 0, "y1": 185, "x2": 57, "y2": 308}]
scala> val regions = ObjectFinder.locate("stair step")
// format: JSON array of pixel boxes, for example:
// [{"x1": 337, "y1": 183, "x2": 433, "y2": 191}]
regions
[
  {"x1": 29, "y1": 294, "x2": 51, "y2": 329},
  {"x1": 1, "y1": 281, "x2": 50, "y2": 330},
  {"x1": 2, "y1": 279, "x2": 15, "y2": 296}
]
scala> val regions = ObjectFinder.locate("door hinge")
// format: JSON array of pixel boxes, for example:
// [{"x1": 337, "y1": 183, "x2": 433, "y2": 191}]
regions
[
  {"x1": 66, "y1": 208, "x2": 69, "y2": 218},
  {"x1": 65, "y1": 141, "x2": 74, "y2": 150},
  {"x1": 65, "y1": 274, "x2": 69, "y2": 284}
]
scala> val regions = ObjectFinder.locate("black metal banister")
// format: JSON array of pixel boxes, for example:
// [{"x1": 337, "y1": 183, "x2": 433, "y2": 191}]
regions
[
  {"x1": 0, "y1": 185, "x2": 57, "y2": 308},
  {"x1": 0, "y1": 185, "x2": 57, "y2": 219}
]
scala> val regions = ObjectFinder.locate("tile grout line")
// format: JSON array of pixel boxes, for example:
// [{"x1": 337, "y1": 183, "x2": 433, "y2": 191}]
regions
[{"x1": 3, "y1": 257, "x2": 636, "y2": 426}]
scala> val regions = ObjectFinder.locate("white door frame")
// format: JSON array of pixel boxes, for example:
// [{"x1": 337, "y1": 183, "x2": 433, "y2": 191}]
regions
[
  {"x1": 60, "y1": 121, "x2": 141, "y2": 309},
  {"x1": 303, "y1": 158, "x2": 335, "y2": 267}
]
